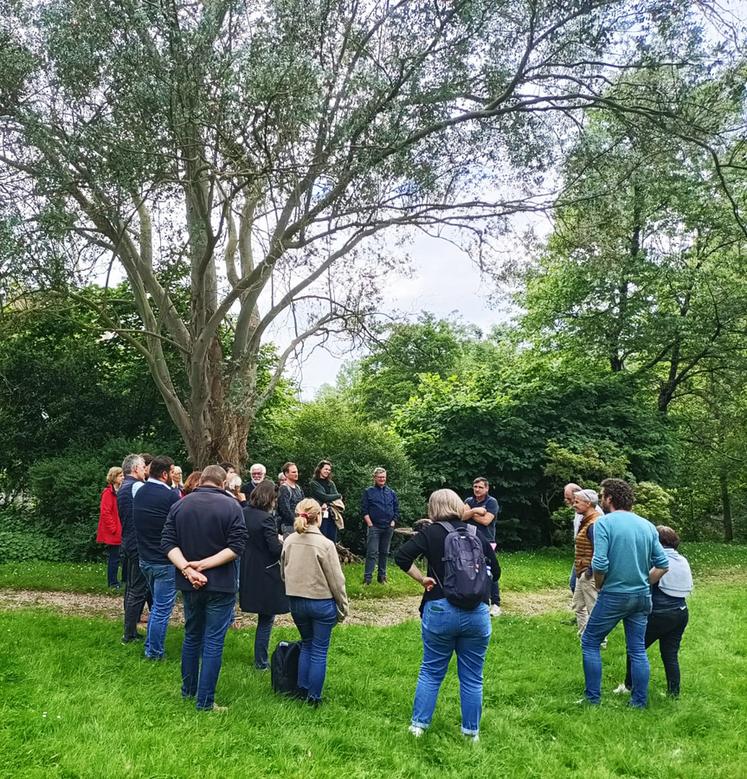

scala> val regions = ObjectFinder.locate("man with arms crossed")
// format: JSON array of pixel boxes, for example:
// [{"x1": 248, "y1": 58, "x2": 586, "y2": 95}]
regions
[
  {"x1": 161, "y1": 466, "x2": 247, "y2": 711},
  {"x1": 581, "y1": 478, "x2": 669, "y2": 708},
  {"x1": 463, "y1": 476, "x2": 502, "y2": 616}
]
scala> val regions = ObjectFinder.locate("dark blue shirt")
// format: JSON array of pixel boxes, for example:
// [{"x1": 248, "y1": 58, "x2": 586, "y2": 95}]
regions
[
  {"x1": 133, "y1": 480, "x2": 180, "y2": 564},
  {"x1": 465, "y1": 494, "x2": 500, "y2": 543},
  {"x1": 161, "y1": 486, "x2": 247, "y2": 594},
  {"x1": 361, "y1": 485, "x2": 400, "y2": 528}
]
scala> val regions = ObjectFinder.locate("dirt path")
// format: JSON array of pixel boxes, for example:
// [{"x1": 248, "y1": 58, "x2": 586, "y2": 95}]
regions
[{"x1": 0, "y1": 587, "x2": 571, "y2": 628}]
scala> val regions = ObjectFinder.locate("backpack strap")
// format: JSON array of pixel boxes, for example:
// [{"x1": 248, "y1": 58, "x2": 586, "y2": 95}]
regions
[{"x1": 438, "y1": 521, "x2": 455, "y2": 534}]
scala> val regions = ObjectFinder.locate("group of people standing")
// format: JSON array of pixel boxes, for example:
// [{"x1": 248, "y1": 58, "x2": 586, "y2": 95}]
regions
[
  {"x1": 96, "y1": 457, "x2": 692, "y2": 736},
  {"x1": 565, "y1": 479, "x2": 693, "y2": 707}
]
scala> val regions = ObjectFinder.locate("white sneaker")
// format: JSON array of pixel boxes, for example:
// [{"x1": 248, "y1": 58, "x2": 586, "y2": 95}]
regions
[
  {"x1": 408, "y1": 725, "x2": 425, "y2": 737},
  {"x1": 463, "y1": 732, "x2": 479, "y2": 743},
  {"x1": 489, "y1": 605, "x2": 502, "y2": 617},
  {"x1": 613, "y1": 684, "x2": 630, "y2": 695}
]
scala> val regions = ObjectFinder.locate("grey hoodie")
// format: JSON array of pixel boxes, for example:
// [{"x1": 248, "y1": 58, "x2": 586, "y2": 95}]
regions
[{"x1": 658, "y1": 548, "x2": 693, "y2": 598}]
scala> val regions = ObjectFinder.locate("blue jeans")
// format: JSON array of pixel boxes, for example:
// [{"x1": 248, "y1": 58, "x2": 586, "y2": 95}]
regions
[
  {"x1": 106, "y1": 545, "x2": 121, "y2": 586},
  {"x1": 364, "y1": 525, "x2": 394, "y2": 581},
  {"x1": 255, "y1": 614, "x2": 275, "y2": 669},
  {"x1": 581, "y1": 589, "x2": 652, "y2": 707},
  {"x1": 289, "y1": 596, "x2": 337, "y2": 702},
  {"x1": 181, "y1": 590, "x2": 236, "y2": 709},
  {"x1": 412, "y1": 599, "x2": 491, "y2": 735},
  {"x1": 139, "y1": 561, "x2": 177, "y2": 659}
]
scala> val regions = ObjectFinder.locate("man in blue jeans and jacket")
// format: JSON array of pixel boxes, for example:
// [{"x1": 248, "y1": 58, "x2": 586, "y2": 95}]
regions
[
  {"x1": 361, "y1": 468, "x2": 400, "y2": 584},
  {"x1": 162, "y1": 465, "x2": 247, "y2": 711},
  {"x1": 581, "y1": 478, "x2": 669, "y2": 708}
]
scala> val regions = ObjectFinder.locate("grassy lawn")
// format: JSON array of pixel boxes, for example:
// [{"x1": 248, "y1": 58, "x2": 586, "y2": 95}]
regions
[
  {"x1": 0, "y1": 544, "x2": 745, "y2": 778},
  {"x1": 0, "y1": 541, "x2": 743, "y2": 598}
]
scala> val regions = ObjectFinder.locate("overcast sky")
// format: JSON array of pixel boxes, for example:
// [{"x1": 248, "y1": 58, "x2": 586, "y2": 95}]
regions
[{"x1": 277, "y1": 222, "x2": 549, "y2": 399}]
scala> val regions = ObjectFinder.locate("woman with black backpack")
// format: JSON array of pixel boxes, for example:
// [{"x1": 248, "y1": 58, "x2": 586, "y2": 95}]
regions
[{"x1": 394, "y1": 489, "x2": 500, "y2": 742}]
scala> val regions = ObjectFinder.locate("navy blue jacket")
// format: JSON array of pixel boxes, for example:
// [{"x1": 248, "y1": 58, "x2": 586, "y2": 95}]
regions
[
  {"x1": 133, "y1": 480, "x2": 180, "y2": 564},
  {"x1": 117, "y1": 475, "x2": 141, "y2": 557},
  {"x1": 161, "y1": 486, "x2": 247, "y2": 593},
  {"x1": 361, "y1": 484, "x2": 400, "y2": 528}
]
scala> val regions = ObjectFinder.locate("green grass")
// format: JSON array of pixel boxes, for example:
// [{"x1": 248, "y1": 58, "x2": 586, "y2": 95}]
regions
[
  {"x1": 0, "y1": 577, "x2": 745, "y2": 778},
  {"x1": 0, "y1": 542, "x2": 744, "y2": 598}
]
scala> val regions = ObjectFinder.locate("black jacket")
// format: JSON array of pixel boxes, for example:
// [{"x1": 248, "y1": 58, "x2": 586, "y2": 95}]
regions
[
  {"x1": 239, "y1": 506, "x2": 289, "y2": 615},
  {"x1": 395, "y1": 518, "x2": 500, "y2": 613},
  {"x1": 117, "y1": 476, "x2": 141, "y2": 557},
  {"x1": 161, "y1": 486, "x2": 247, "y2": 593}
]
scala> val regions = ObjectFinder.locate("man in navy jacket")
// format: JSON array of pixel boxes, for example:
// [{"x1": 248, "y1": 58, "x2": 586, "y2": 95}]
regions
[
  {"x1": 361, "y1": 467, "x2": 400, "y2": 584},
  {"x1": 133, "y1": 454, "x2": 179, "y2": 660},
  {"x1": 162, "y1": 465, "x2": 247, "y2": 711},
  {"x1": 118, "y1": 453, "x2": 148, "y2": 643}
]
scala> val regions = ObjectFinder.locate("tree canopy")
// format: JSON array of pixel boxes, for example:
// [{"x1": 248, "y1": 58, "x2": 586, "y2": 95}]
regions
[{"x1": 1, "y1": 0, "x2": 741, "y2": 466}]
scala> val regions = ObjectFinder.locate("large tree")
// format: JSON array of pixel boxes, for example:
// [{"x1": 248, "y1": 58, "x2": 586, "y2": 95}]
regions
[
  {"x1": 521, "y1": 87, "x2": 747, "y2": 413},
  {"x1": 0, "y1": 0, "x2": 737, "y2": 465}
]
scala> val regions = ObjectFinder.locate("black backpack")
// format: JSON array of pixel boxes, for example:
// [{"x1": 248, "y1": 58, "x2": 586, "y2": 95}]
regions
[
  {"x1": 271, "y1": 640, "x2": 304, "y2": 697},
  {"x1": 438, "y1": 521, "x2": 491, "y2": 608}
]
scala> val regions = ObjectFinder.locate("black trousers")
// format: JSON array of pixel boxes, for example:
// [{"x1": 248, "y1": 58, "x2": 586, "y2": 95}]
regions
[
  {"x1": 625, "y1": 606, "x2": 689, "y2": 696},
  {"x1": 122, "y1": 552, "x2": 152, "y2": 639}
]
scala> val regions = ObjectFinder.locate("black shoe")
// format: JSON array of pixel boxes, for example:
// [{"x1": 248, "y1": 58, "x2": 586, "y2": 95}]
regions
[
  {"x1": 306, "y1": 697, "x2": 322, "y2": 708},
  {"x1": 121, "y1": 634, "x2": 144, "y2": 644},
  {"x1": 377, "y1": 576, "x2": 388, "y2": 584},
  {"x1": 363, "y1": 579, "x2": 371, "y2": 586}
]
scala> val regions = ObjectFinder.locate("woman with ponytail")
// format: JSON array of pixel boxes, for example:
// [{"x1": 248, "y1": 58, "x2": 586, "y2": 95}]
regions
[{"x1": 280, "y1": 498, "x2": 348, "y2": 705}]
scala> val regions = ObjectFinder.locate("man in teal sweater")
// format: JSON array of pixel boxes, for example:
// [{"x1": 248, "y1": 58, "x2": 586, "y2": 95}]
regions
[{"x1": 581, "y1": 478, "x2": 669, "y2": 708}]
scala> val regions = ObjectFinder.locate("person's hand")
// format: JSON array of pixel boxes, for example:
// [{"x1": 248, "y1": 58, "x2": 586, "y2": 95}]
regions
[
  {"x1": 390, "y1": 521, "x2": 395, "y2": 528},
  {"x1": 187, "y1": 560, "x2": 208, "y2": 572},
  {"x1": 421, "y1": 576, "x2": 436, "y2": 592},
  {"x1": 364, "y1": 519, "x2": 373, "y2": 527},
  {"x1": 186, "y1": 568, "x2": 207, "y2": 589},
  {"x1": 474, "y1": 507, "x2": 486, "y2": 516}
]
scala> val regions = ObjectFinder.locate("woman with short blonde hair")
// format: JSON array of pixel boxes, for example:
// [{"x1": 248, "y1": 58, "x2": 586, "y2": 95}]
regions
[
  {"x1": 395, "y1": 488, "x2": 500, "y2": 741},
  {"x1": 281, "y1": 498, "x2": 348, "y2": 705}
]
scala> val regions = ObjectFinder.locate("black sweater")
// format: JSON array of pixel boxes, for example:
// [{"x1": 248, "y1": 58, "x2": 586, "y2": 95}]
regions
[
  {"x1": 133, "y1": 480, "x2": 180, "y2": 564},
  {"x1": 161, "y1": 486, "x2": 247, "y2": 593},
  {"x1": 395, "y1": 519, "x2": 500, "y2": 613}
]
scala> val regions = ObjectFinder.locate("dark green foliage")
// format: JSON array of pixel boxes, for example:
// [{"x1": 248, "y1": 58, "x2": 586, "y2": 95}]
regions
[
  {"x1": 0, "y1": 288, "x2": 183, "y2": 495},
  {"x1": 394, "y1": 366, "x2": 674, "y2": 547},
  {"x1": 23, "y1": 436, "x2": 185, "y2": 562}
]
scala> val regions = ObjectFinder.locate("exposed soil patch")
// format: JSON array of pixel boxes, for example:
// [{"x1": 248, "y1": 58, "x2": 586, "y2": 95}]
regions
[{"x1": 0, "y1": 587, "x2": 571, "y2": 627}]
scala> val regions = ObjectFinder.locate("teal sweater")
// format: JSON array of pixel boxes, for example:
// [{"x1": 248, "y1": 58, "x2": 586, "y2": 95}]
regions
[{"x1": 591, "y1": 511, "x2": 669, "y2": 594}]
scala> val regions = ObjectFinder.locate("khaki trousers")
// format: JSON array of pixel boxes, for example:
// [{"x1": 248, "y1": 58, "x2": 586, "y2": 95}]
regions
[{"x1": 572, "y1": 570, "x2": 598, "y2": 635}]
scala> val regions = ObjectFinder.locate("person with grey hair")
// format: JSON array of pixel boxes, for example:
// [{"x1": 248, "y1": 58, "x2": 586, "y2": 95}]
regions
[
  {"x1": 118, "y1": 453, "x2": 149, "y2": 643},
  {"x1": 571, "y1": 489, "x2": 603, "y2": 636},
  {"x1": 241, "y1": 463, "x2": 267, "y2": 498},
  {"x1": 361, "y1": 467, "x2": 400, "y2": 585}
]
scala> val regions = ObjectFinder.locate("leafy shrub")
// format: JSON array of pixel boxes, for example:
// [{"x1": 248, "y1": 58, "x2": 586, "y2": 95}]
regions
[
  {"x1": 0, "y1": 527, "x2": 63, "y2": 563},
  {"x1": 25, "y1": 436, "x2": 185, "y2": 561},
  {"x1": 632, "y1": 481, "x2": 675, "y2": 526}
]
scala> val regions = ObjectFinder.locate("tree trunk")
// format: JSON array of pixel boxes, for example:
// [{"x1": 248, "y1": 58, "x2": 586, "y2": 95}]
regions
[{"x1": 719, "y1": 469, "x2": 734, "y2": 542}]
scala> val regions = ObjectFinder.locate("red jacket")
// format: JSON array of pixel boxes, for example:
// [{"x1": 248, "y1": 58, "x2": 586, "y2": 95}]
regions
[{"x1": 96, "y1": 484, "x2": 122, "y2": 545}]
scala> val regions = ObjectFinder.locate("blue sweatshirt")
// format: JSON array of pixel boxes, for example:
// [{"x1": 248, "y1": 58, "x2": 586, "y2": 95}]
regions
[
  {"x1": 591, "y1": 510, "x2": 669, "y2": 594},
  {"x1": 361, "y1": 485, "x2": 400, "y2": 528}
]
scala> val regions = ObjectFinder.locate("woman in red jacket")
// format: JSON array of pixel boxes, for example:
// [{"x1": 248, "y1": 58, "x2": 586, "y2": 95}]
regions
[{"x1": 96, "y1": 466, "x2": 124, "y2": 588}]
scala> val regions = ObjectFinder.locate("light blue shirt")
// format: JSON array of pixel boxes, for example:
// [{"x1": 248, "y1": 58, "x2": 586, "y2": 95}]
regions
[{"x1": 591, "y1": 510, "x2": 669, "y2": 594}]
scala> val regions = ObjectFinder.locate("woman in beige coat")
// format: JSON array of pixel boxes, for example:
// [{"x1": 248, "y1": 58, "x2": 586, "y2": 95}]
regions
[{"x1": 281, "y1": 498, "x2": 348, "y2": 705}]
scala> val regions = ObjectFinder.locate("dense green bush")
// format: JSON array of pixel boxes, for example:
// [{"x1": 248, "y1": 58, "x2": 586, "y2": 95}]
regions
[{"x1": 22, "y1": 436, "x2": 186, "y2": 562}]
